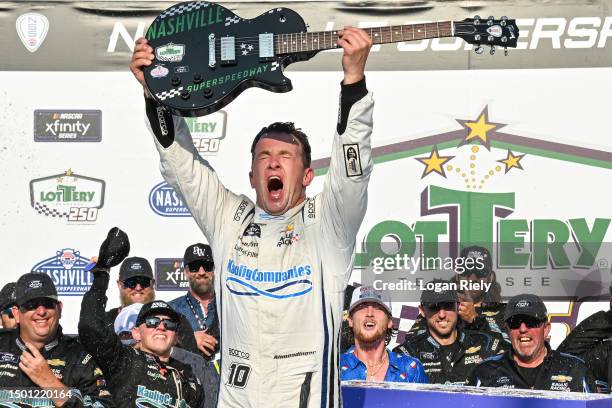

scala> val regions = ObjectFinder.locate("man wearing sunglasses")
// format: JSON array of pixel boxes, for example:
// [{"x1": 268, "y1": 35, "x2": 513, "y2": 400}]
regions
[
  {"x1": 0, "y1": 273, "x2": 112, "y2": 407},
  {"x1": 394, "y1": 282, "x2": 505, "y2": 385},
  {"x1": 169, "y1": 243, "x2": 219, "y2": 359},
  {"x1": 467, "y1": 293, "x2": 597, "y2": 392},
  {"x1": 79, "y1": 267, "x2": 203, "y2": 407},
  {"x1": 106, "y1": 256, "x2": 156, "y2": 323},
  {"x1": 0, "y1": 282, "x2": 17, "y2": 330}
]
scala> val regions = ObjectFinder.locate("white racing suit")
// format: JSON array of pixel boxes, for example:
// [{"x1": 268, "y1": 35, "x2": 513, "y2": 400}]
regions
[{"x1": 146, "y1": 91, "x2": 373, "y2": 408}]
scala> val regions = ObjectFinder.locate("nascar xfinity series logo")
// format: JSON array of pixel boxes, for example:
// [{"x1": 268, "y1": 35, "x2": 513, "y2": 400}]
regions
[
  {"x1": 34, "y1": 110, "x2": 102, "y2": 142},
  {"x1": 184, "y1": 111, "x2": 227, "y2": 155},
  {"x1": 149, "y1": 181, "x2": 191, "y2": 217},
  {"x1": 31, "y1": 249, "x2": 93, "y2": 295},
  {"x1": 155, "y1": 258, "x2": 189, "y2": 291},
  {"x1": 225, "y1": 260, "x2": 313, "y2": 299},
  {"x1": 29, "y1": 169, "x2": 105, "y2": 223}
]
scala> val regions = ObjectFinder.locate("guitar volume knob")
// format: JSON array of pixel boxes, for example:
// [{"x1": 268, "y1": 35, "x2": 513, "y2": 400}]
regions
[
  {"x1": 193, "y1": 74, "x2": 203, "y2": 84},
  {"x1": 203, "y1": 88, "x2": 213, "y2": 98},
  {"x1": 180, "y1": 90, "x2": 190, "y2": 100},
  {"x1": 171, "y1": 76, "x2": 181, "y2": 86}
]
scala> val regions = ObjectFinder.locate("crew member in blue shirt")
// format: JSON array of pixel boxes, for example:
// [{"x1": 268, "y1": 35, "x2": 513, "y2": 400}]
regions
[{"x1": 341, "y1": 286, "x2": 428, "y2": 383}]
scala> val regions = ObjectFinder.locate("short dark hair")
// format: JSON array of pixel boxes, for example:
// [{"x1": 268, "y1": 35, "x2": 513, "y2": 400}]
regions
[{"x1": 250, "y1": 122, "x2": 311, "y2": 168}]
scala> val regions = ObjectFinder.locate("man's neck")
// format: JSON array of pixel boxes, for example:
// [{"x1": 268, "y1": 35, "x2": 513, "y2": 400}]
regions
[
  {"x1": 513, "y1": 347, "x2": 548, "y2": 368},
  {"x1": 190, "y1": 290, "x2": 214, "y2": 307},
  {"x1": 19, "y1": 332, "x2": 51, "y2": 352},
  {"x1": 354, "y1": 338, "x2": 387, "y2": 366},
  {"x1": 430, "y1": 328, "x2": 458, "y2": 346}
]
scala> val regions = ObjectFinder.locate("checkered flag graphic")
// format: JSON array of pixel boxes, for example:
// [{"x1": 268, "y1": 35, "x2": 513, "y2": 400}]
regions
[
  {"x1": 270, "y1": 61, "x2": 280, "y2": 71},
  {"x1": 159, "y1": 2, "x2": 209, "y2": 20},
  {"x1": 155, "y1": 87, "x2": 184, "y2": 101},
  {"x1": 33, "y1": 202, "x2": 67, "y2": 218},
  {"x1": 225, "y1": 16, "x2": 241, "y2": 26}
]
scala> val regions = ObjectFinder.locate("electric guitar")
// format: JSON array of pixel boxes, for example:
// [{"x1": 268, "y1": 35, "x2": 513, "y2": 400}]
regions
[{"x1": 144, "y1": 2, "x2": 519, "y2": 117}]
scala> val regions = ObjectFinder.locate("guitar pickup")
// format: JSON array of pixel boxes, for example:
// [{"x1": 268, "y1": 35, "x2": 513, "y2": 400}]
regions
[
  {"x1": 259, "y1": 33, "x2": 274, "y2": 61},
  {"x1": 220, "y1": 36, "x2": 236, "y2": 65}
]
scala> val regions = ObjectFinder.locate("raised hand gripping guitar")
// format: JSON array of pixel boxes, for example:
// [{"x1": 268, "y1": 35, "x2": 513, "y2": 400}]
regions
[{"x1": 144, "y1": 2, "x2": 519, "y2": 117}]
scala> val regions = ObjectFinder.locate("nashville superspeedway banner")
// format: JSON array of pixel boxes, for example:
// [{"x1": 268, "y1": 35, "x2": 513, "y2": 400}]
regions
[{"x1": 0, "y1": 1, "x2": 610, "y2": 348}]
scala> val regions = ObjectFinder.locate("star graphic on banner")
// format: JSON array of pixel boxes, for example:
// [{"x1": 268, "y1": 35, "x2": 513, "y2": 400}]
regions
[
  {"x1": 240, "y1": 43, "x2": 246, "y2": 49},
  {"x1": 247, "y1": 44, "x2": 254, "y2": 51},
  {"x1": 456, "y1": 106, "x2": 505, "y2": 150},
  {"x1": 242, "y1": 50, "x2": 248, "y2": 56},
  {"x1": 497, "y1": 150, "x2": 525, "y2": 173},
  {"x1": 416, "y1": 146, "x2": 454, "y2": 178}
]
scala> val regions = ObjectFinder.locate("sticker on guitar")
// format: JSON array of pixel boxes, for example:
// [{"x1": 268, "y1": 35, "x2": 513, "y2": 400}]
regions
[{"x1": 143, "y1": 2, "x2": 519, "y2": 117}]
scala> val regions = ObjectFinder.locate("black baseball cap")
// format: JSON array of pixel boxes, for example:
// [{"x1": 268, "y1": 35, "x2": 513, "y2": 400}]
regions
[
  {"x1": 15, "y1": 273, "x2": 58, "y2": 307},
  {"x1": 119, "y1": 257, "x2": 153, "y2": 281},
  {"x1": 183, "y1": 243, "x2": 214, "y2": 266},
  {"x1": 0, "y1": 283, "x2": 16, "y2": 310},
  {"x1": 459, "y1": 246, "x2": 493, "y2": 277},
  {"x1": 504, "y1": 294, "x2": 548, "y2": 322},
  {"x1": 135, "y1": 300, "x2": 180, "y2": 326},
  {"x1": 420, "y1": 280, "x2": 459, "y2": 305}
]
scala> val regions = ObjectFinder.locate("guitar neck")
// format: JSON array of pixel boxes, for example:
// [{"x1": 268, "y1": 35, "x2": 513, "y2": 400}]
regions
[{"x1": 275, "y1": 22, "x2": 454, "y2": 55}]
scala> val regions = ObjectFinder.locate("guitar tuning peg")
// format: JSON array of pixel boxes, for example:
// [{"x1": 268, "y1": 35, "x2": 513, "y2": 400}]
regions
[
  {"x1": 490, "y1": 45, "x2": 496, "y2": 55},
  {"x1": 475, "y1": 46, "x2": 484, "y2": 55},
  {"x1": 487, "y1": 16, "x2": 494, "y2": 25},
  {"x1": 500, "y1": 16, "x2": 508, "y2": 26},
  {"x1": 501, "y1": 36, "x2": 508, "y2": 43},
  {"x1": 504, "y1": 47, "x2": 508, "y2": 56},
  {"x1": 474, "y1": 15, "x2": 481, "y2": 25}
]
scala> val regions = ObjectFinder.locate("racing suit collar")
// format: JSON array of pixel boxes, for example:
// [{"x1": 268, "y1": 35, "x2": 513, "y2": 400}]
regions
[
  {"x1": 425, "y1": 327, "x2": 463, "y2": 348},
  {"x1": 254, "y1": 200, "x2": 306, "y2": 224},
  {"x1": 16, "y1": 325, "x2": 63, "y2": 353}
]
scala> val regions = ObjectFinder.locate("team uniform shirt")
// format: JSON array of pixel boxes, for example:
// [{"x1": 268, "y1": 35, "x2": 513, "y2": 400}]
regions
[
  {"x1": 146, "y1": 84, "x2": 373, "y2": 408},
  {"x1": 394, "y1": 328, "x2": 505, "y2": 385},
  {"x1": 340, "y1": 346, "x2": 428, "y2": 383},
  {"x1": 0, "y1": 327, "x2": 113, "y2": 408},
  {"x1": 79, "y1": 272, "x2": 203, "y2": 408},
  {"x1": 467, "y1": 345, "x2": 598, "y2": 392}
]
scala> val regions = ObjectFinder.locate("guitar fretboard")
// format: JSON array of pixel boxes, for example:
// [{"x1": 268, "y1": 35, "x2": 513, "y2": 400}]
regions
[{"x1": 275, "y1": 22, "x2": 454, "y2": 55}]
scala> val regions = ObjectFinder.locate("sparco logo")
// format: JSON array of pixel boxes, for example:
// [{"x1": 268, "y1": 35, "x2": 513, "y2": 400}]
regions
[
  {"x1": 307, "y1": 199, "x2": 315, "y2": 219},
  {"x1": 29, "y1": 169, "x2": 105, "y2": 223},
  {"x1": 149, "y1": 181, "x2": 191, "y2": 217},
  {"x1": 229, "y1": 348, "x2": 250, "y2": 360},
  {"x1": 185, "y1": 111, "x2": 227, "y2": 155},
  {"x1": 31, "y1": 249, "x2": 93, "y2": 295},
  {"x1": 155, "y1": 258, "x2": 189, "y2": 291},
  {"x1": 34, "y1": 110, "x2": 102, "y2": 142}
]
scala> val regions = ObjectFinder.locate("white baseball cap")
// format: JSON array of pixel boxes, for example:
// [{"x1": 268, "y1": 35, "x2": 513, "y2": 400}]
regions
[
  {"x1": 349, "y1": 286, "x2": 392, "y2": 315},
  {"x1": 114, "y1": 303, "x2": 144, "y2": 344}
]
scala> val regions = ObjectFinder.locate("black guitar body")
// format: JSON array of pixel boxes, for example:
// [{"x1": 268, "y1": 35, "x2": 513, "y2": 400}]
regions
[{"x1": 144, "y1": 2, "x2": 313, "y2": 116}]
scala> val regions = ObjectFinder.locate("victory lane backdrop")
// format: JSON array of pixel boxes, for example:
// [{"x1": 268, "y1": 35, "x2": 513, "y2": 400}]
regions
[{"x1": 0, "y1": 1, "x2": 610, "y2": 347}]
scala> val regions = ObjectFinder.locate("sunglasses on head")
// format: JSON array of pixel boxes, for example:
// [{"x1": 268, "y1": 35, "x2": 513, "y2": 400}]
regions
[
  {"x1": 122, "y1": 276, "x2": 152, "y2": 289},
  {"x1": 424, "y1": 302, "x2": 457, "y2": 313},
  {"x1": 144, "y1": 316, "x2": 179, "y2": 331},
  {"x1": 187, "y1": 261, "x2": 214, "y2": 273},
  {"x1": 20, "y1": 298, "x2": 58, "y2": 311},
  {"x1": 507, "y1": 315, "x2": 545, "y2": 330},
  {"x1": 1, "y1": 307, "x2": 14, "y2": 319}
]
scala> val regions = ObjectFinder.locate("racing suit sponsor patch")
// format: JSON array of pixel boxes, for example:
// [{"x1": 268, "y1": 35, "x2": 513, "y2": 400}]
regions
[{"x1": 343, "y1": 143, "x2": 362, "y2": 177}]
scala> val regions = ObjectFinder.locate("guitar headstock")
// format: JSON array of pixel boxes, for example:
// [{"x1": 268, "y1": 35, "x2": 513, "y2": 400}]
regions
[{"x1": 454, "y1": 16, "x2": 519, "y2": 55}]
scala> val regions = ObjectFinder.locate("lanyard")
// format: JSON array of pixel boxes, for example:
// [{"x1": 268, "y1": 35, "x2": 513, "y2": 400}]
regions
[{"x1": 186, "y1": 295, "x2": 207, "y2": 331}]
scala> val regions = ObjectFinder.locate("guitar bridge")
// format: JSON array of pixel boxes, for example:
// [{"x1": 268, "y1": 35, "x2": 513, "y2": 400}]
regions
[
  {"x1": 220, "y1": 36, "x2": 236, "y2": 65},
  {"x1": 259, "y1": 33, "x2": 274, "y2": 62},
  {"x1": 208, "y1": 34, "x2": 216, "y2": 68}
]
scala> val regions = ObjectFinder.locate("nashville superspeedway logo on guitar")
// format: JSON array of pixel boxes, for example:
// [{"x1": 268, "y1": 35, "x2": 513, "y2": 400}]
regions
[{"x1": 29, "y1": 169, "x2": 105, "y2": 223}]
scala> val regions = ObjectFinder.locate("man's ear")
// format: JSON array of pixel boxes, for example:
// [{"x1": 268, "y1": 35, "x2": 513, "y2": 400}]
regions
[
  {"x1": 249, "y1": 171, "x2": 255, "y2": 189},
  {"x1": 12, "y1": 306, "x2": 20, "y2": 324},
  {"x1": 57, "y1": 301, "x2": 63, "y2": 318},
  {"x1": 132, "y1": 326, "x2": 142, "y2": 341},
  {"x1": 302, "y1": 167, "x2": 314, "y2": 188},
  {"x1": 347, "y1": 315, "x2": 354, "y2": 328}
]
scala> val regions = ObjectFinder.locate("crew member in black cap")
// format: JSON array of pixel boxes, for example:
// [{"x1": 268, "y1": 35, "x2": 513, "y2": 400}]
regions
[
  {"x1": 394, "y1": 280, "x2": 505, "y2": 385},
  {"x1": 79, "y1": 266, "x2": 203, "y2": 407},
  {"x1": 0, "y1": 273, "x2": 112, "y2": 407},
  {"x1": 0, "y1": 282, "x2": 17, "y2": 330},
  {"x1": 405, "y1": 246, "x2": 509, "y2": 342},
  {"x1": 169, "y1": 243, "x2": 220, "y2": 408},
  {"x1": 107, "y1": 256, "x2": 156, "y2": 322},
  {"x1": 467, "y1": 293, "x2": 597, "y2": 392},
  {"x1": 169, "y1": 244, "x2": 219, "y2": 358}
]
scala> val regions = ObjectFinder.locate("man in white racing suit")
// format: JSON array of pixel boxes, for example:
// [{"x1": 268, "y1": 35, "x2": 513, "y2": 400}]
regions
[{"x1": 131, "y1": 27, "x2": 373, "y2": 408}]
